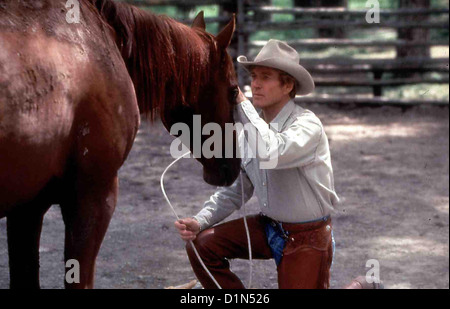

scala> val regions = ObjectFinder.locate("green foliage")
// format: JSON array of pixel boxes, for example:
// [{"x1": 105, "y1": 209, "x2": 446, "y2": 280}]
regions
[
  {"x1": 431, "y1": 0, "x2": 450, "y2": 8},
  {"x1": 145, "y1": 5, "x2": 176, "y2": 15},
  {"x1": 349, "y1": 0, "x2": 397, "y2": 9}
]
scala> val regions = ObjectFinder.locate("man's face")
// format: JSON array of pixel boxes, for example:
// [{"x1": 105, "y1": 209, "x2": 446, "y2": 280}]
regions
[{"x1": 250, "y1": 66, "x2": 292, "y2": 109}]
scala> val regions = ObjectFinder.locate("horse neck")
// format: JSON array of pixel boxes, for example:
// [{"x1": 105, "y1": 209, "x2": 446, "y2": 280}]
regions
[{"x1": 94, "y1": 0, "x2": 213, "y2": 120}]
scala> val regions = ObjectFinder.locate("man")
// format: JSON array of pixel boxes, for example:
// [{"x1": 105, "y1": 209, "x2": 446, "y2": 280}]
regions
[{"x1": 175, "y1": 40, "x2": 338, "y2": 289}]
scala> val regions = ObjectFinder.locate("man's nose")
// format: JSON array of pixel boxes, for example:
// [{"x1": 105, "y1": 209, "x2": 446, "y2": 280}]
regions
[{"x1": 251, "y1": 79, "x2": 261, "y2": 89}]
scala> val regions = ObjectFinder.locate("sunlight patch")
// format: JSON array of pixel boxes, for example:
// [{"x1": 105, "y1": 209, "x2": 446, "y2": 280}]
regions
[{"x1": 369, "y1": 237, "x2": 447, "y2": 259}]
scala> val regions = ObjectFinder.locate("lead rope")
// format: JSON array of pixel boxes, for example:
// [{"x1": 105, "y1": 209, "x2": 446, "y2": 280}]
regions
[{"x1": 161, "y1": 151, "x2": 253, "y2": 289}]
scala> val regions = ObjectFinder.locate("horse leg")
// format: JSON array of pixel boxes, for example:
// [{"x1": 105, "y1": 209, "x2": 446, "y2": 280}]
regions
[
  {"x1": 60, "y1": 174, "x2": 118, "y2": 289},
  {"x1": 6, "y1": 199, "x2": 51, "y2": 289}
]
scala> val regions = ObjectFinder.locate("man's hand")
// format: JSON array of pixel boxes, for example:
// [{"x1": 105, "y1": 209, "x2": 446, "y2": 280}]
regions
[
  {"x1": 236, "y1": 86, "x2": 247, "y2": 105},
  {"x1": 174, "y1": 218, "x2": 201, "y2": 241}
]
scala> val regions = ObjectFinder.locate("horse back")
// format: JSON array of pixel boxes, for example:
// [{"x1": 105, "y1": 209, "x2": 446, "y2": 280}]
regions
[{"x1": 0, "y1": 0, "x2": 139, "y2": 215}]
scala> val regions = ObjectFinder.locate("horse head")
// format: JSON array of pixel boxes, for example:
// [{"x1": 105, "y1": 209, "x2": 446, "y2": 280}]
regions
[
  {"x1": 95, "y1": 1, "x2": 242, "y2": 187},
  {"x1": 164, "y1": 13, "x2": 241, "y2": 187}
]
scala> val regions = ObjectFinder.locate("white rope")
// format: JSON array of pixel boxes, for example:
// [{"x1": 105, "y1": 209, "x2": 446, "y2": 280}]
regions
[
  {"x1": 160, "y1": 151, "x2": 222, "y2": 289},
  {"x1": 161, "y1": 151, "x2": 253, "y2": 289},
  {"x1": 241, "y1": 172, "x2": 253, "y2": 289}
]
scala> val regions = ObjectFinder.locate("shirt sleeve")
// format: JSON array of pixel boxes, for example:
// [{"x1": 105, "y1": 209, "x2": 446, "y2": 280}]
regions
[
  {"x1": 234, "y1": 100, "x2": 323, "y2": 170},
  {"x1": 193, "y1": 170, "x2": 254, "y2": 231}
]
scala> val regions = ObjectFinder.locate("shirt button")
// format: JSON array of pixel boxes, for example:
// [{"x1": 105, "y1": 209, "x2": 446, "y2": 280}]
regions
[
  {"x1": 263, "y1": 203, "x2": 267, "y2": 207},
  {"x1": 262, "y1": 182, "x2": 266, "y2": 186}
]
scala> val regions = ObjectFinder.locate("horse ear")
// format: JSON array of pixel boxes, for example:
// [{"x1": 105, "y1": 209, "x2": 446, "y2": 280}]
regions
[
  {"x1": 192, "y1": 11, "x2": 206, "y2": 30},
  {"x1": 216, "y1": 14, "x2": 236, "y2": 50}
]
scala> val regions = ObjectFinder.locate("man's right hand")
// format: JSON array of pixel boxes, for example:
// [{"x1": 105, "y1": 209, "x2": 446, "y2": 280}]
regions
[
  {"x1": 174, "y1": 218, "x2": 201, "y2": 241},
  {"x1": 236, "y1": 86, "x2": 247, "y2": 105}
]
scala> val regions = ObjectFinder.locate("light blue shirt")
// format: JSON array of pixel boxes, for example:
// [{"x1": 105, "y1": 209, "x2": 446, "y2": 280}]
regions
[{"x1": 194, "y1": 100, "x2": 339, "y2": 230}]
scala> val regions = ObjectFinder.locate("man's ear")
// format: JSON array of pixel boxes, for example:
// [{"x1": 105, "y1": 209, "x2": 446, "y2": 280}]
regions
[{"x1": 283, "y1": 80, "x2": 295, "y2": 96}]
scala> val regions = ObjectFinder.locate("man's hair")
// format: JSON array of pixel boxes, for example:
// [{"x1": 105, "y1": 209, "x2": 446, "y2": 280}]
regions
[{"x1": 278, "y1": 70, "x2": 298, "y2": 99}]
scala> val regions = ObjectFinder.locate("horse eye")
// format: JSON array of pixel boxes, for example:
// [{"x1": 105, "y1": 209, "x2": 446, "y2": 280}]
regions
[{"x1": 230, "y1": 87, "x2": 239, "y2": 101}]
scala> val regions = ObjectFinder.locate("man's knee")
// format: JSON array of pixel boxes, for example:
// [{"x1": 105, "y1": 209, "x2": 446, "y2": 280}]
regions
[{"x1": 185, "y1": 228, "x2": 215, "y2": 259}]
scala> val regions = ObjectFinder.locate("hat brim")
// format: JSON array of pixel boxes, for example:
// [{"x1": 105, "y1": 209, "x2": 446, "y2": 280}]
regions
[{"x1": 237, "y1": 56, "x2": 315, "y2": 96}]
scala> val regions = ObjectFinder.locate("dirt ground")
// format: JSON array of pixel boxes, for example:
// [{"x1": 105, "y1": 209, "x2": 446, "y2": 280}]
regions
[{"x1": 0, "y1": 103, "x2": 448, "y2": 289}]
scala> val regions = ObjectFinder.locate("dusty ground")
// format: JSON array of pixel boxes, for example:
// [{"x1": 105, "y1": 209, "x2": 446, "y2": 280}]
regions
[{"x1": 0, "y1": 103, "x2": 448, "y2": 289}]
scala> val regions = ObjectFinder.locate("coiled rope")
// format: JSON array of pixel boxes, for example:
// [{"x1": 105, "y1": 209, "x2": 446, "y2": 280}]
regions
[{"x1": 161, "y1": 151, "x2": 253, "y2": 289}]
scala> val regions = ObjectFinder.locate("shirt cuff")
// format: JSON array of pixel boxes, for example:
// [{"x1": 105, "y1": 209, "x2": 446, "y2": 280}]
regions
[{"x1": 192, "y1": 214, "x2": 209, "y2": 232}]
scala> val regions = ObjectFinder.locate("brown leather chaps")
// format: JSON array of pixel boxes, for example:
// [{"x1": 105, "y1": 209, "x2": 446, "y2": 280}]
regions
[{"x1": 186, "y1": 214, "x2": 333, "y2": 289}]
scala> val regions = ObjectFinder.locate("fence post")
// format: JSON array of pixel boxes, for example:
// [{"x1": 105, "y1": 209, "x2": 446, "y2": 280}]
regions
[
  {"x1": 294, "y1": 0, "x2": 347, "y2": 38},
  {"x1": 237, "y1": 0, "x2": 270, "y2": 88},
  {"x1": 397, "y1": 0, "x2": 431, "y2": 78},
  {"x1": 250, "y1": 0, "x2": 271, "y2": 22},
  {"x1": 177, "y1": 2, "x2": 194, "y2": 20},
  {"x1": 373, "y1": 70, "x2": 384, "y2": 97}
]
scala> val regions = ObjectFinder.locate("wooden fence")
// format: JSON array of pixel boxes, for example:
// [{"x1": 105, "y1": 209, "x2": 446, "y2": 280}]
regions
[{"x1": 117, "y1": 0, "x2": 449, "y2": 107}]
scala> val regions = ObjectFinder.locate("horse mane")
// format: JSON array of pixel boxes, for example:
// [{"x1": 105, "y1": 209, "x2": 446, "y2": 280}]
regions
[{"x1": 86, "y1": 0, "x2": 216, "y2": 121}]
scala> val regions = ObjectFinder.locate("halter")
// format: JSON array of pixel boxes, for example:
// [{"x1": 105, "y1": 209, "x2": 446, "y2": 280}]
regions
[{"x1": 161, "y1": 151, "x2": 253, "y2": 289}]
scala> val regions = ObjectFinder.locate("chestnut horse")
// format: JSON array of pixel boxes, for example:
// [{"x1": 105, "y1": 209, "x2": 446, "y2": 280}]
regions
[{"x1": 0, "y1": 0, "x2": 241, "y2": 288}]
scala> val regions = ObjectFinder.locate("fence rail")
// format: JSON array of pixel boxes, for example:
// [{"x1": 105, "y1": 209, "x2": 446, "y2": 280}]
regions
[
  {"x1": 249, "y1": 39, "x2": 450, "y2": 48},
  {"x1": 120, "y1": 0, "x2": 231, "y2": 6},
  {"x1": 294, "y1": 96, "x2": 450, "y2": 107},
  {"x1": 299, "y1": 57, "x2": 449, "y2": 66},
  {"x1": 242, "y1": 20, "x2": 449, "y2": 32},
  {"x1": 248, "y1": 6, "x2": 450, "y2": 16},
  {"x1": 314, "y1": 77, "x2": 449, "y2": 87}
]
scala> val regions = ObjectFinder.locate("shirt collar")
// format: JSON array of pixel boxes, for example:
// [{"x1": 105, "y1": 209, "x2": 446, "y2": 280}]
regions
[{"x1": 269, "y1": 100, "x2": 296, "y2": 132}]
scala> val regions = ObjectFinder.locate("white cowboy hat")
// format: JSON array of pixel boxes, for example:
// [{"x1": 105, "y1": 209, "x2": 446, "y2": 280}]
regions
[{"x1": 237, "y1": 39, "x2": 315, "y2": 96}]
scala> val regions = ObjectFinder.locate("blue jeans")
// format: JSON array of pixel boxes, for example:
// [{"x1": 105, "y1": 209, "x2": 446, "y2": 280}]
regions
[{"x1": 263, "y1": 221, "x2": 287, "y2": 266}]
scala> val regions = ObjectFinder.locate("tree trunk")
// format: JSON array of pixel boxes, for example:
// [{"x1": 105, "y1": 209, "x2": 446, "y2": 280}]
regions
[
  {"x1": 220, "y1": 0, "x2": 268, "y2": 87},
  {"x1": 397, "y1": 0, "x2": 431, "y2": 78},
  {"x1": 397, "y1": 0, "x2": 431, "y2": 59},
  {"x1": 222, "y1": 1, "x2": 271, "y2": 58},
  {"x1": 294, "y1": 0, "x2": 347, "y2": 38},
  {"x1": 177, "y1": 3, "x2": 194, "y2": 20}
]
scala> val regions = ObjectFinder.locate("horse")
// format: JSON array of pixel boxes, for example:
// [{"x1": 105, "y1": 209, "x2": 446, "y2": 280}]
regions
[{"x1": 0, "y1": 0, "x2": 241, "y2": 288}]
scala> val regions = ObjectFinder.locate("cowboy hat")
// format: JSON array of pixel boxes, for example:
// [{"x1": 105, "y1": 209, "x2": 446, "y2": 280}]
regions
[{"x1": 237, "y1": 39, "x2": 315, "y2": 96}]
